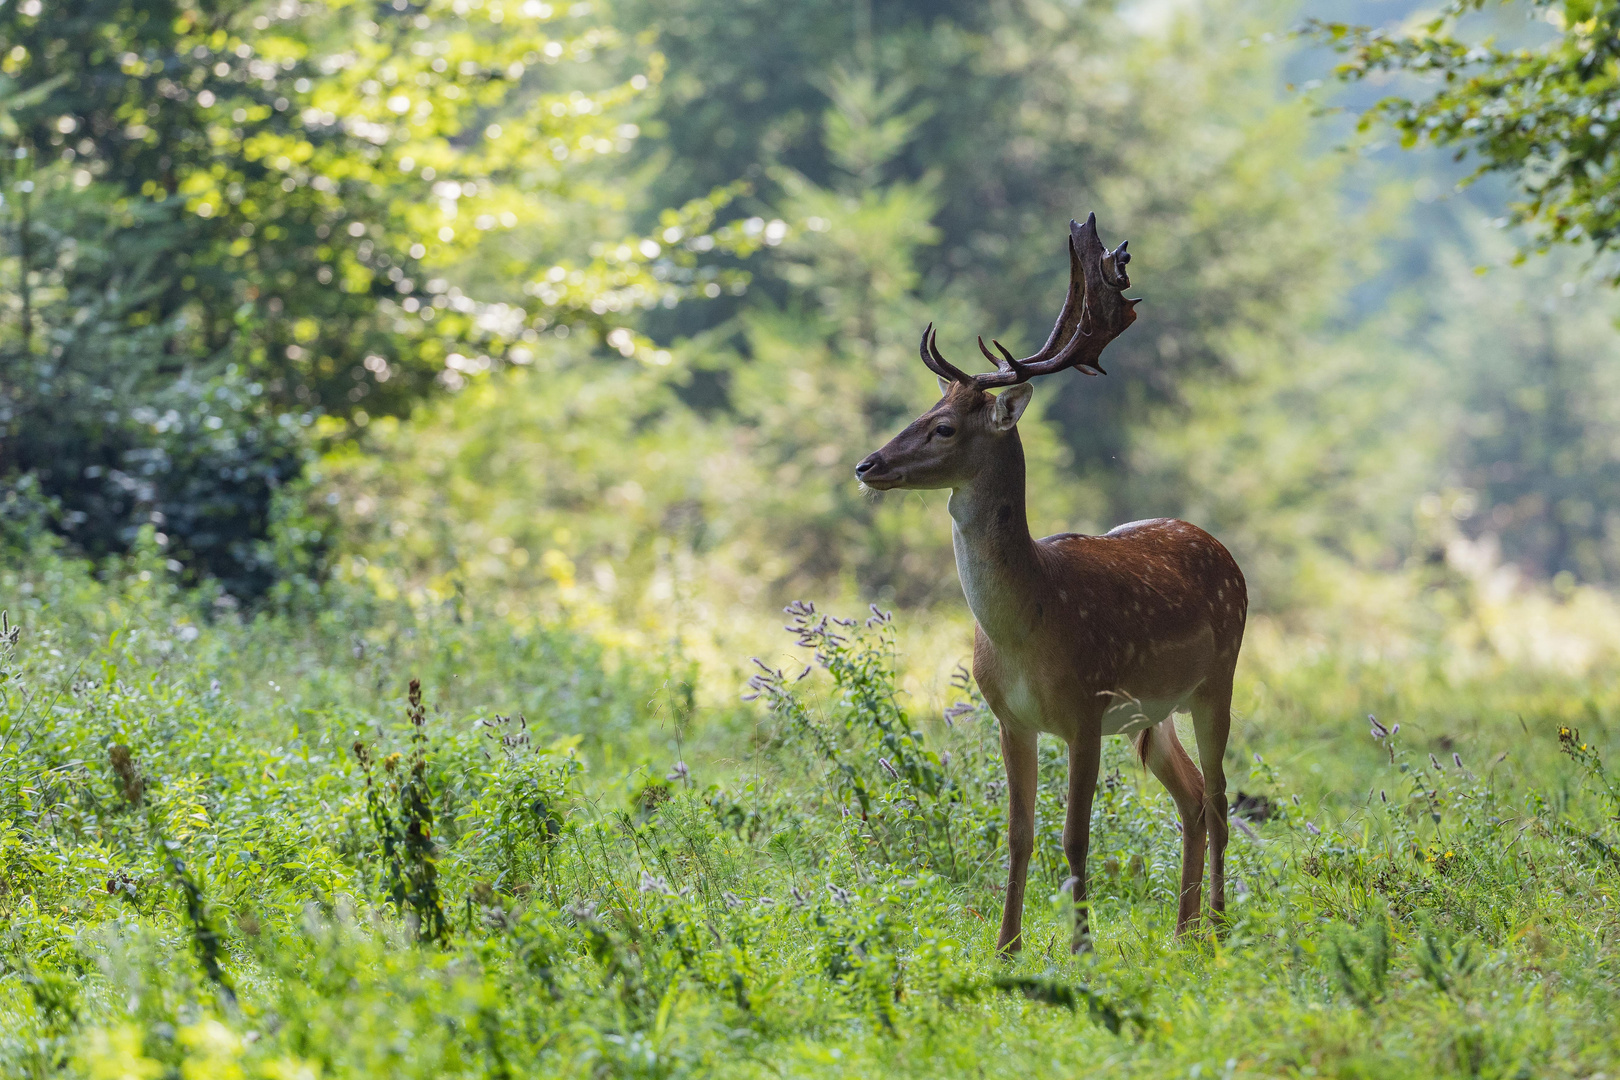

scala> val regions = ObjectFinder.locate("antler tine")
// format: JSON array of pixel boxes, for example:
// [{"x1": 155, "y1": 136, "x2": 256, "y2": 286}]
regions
[
  {"x1": 977, "y1": 336, "x2": 1024, "y2": 379},
  {"x1": 918, "y1": 323, "x2": 972, "y2": 385},
  {"x1": 929, "y1": 327, "x2": 974, "y2": 385}
]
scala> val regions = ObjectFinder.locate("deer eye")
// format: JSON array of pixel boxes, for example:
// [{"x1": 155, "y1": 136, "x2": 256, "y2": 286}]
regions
[{"x1": 934, "y1": 423, "x2": 956, "y2": 438}]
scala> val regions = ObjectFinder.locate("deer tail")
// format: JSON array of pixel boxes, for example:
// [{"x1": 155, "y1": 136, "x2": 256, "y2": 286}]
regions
[{"x1": 1134, "y1": 724, "x2": 1153, "y2": 766}]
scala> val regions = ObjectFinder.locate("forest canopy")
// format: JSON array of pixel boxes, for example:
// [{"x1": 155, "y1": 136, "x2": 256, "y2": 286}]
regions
[{"x1": 4, "y1": 0, "x2": 1620, "y2": 610}]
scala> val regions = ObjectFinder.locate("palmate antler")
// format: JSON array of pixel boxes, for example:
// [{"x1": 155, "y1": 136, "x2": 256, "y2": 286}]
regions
[{"x1": 921, "y1": 213, "x2": 1139, "y2": 390}]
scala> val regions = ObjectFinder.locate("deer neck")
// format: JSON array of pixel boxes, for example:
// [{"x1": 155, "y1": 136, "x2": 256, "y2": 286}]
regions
[{"x1": 947, "y1": 431, "x2": 1041, "y2": 647}]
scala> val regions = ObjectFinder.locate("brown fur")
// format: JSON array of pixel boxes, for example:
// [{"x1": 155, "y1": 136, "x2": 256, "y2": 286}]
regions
[{"x1": 857, "y1": 381, "x2": 1247, "y2": 952}]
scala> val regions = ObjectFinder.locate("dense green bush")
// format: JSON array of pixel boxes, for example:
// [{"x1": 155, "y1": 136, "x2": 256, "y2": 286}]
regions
[{"x1": 5, "y1": 368, "x2": 313, "y2": 599}]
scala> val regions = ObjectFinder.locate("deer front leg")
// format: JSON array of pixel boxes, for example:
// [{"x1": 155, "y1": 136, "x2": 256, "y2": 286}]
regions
[
  {"x1": 1063, "y1": 732, "x2": 1102, "y2": 952},
  {"x1": 996, "y1": 723, "x2": 1039, "y2": 956}
]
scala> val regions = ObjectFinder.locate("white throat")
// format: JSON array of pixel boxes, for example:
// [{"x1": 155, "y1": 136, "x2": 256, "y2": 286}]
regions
[{"x1": 947, "y1": 485, "x2": 1033, "y2": 646}]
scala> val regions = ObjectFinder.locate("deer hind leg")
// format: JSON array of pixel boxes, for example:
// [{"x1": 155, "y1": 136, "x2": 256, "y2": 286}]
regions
[
  {"x1": 1136, "y1": 719, "x2": 1206, "y2": 935},
  {"x1": 1063, "y1": 732, "x2": 1102, "y2": 952},
  {"x1": 996, "y1": 723, "x2": 1040, "y2": 957},
  {"x1": 1190, "y1": 680, "x2": 1234, "y2": 926}
]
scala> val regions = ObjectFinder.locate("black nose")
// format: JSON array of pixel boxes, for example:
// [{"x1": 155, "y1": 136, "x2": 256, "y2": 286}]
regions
[{"x1": 855, "y1": 454, "x2": 882, "y2": 478}]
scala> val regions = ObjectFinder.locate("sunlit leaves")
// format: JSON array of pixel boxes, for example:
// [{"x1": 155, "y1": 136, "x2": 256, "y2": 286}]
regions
[
  {"x1": 1309, "y1": 0, "x2": 1620, "y2": 271},
  {"x1": 0, "y1": 0, "x2": 756, "y2": 427}
]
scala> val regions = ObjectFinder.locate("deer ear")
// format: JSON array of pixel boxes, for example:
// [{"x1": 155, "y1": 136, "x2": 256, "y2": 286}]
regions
[
  {"x1": 988, "y1": 383, "x2": 1033, "y2": 432},
  {"x1": 937, "y1": 375, "x2": 953, "y2": 397}
]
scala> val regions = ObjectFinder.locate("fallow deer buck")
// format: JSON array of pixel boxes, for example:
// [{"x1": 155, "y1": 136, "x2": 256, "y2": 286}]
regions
[{"x1": 855, "y1": 214, "x2": 1247, "y2": 954}]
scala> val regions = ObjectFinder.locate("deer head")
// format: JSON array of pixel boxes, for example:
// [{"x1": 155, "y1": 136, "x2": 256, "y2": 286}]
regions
[{"x1": 855, "y1": 214, "x2": 1138, "y2": 491}]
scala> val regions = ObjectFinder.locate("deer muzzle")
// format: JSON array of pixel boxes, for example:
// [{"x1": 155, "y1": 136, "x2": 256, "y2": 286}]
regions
[{"x1": 854, "y1": 451, "x2": 899, "y2": 489}]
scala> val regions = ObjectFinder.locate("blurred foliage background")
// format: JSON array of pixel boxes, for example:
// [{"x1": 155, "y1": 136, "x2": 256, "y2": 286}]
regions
[
  {"x1": 4, "y1": 0, "x2": 1620, "y2": 652},
  {"x1": 10, "y1": 4, "x2": 1620, "y2": 1074}
]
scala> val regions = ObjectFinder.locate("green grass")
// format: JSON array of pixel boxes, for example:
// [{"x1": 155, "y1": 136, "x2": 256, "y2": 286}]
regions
[{"x1": 2, "y1": 547, "x2": 1619, "y2": 1079}]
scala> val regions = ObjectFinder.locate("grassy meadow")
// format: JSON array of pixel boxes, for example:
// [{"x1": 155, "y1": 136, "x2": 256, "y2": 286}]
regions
[{"x1": 2, "y1": 531, "x2": 1619, "y2": 1079}]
